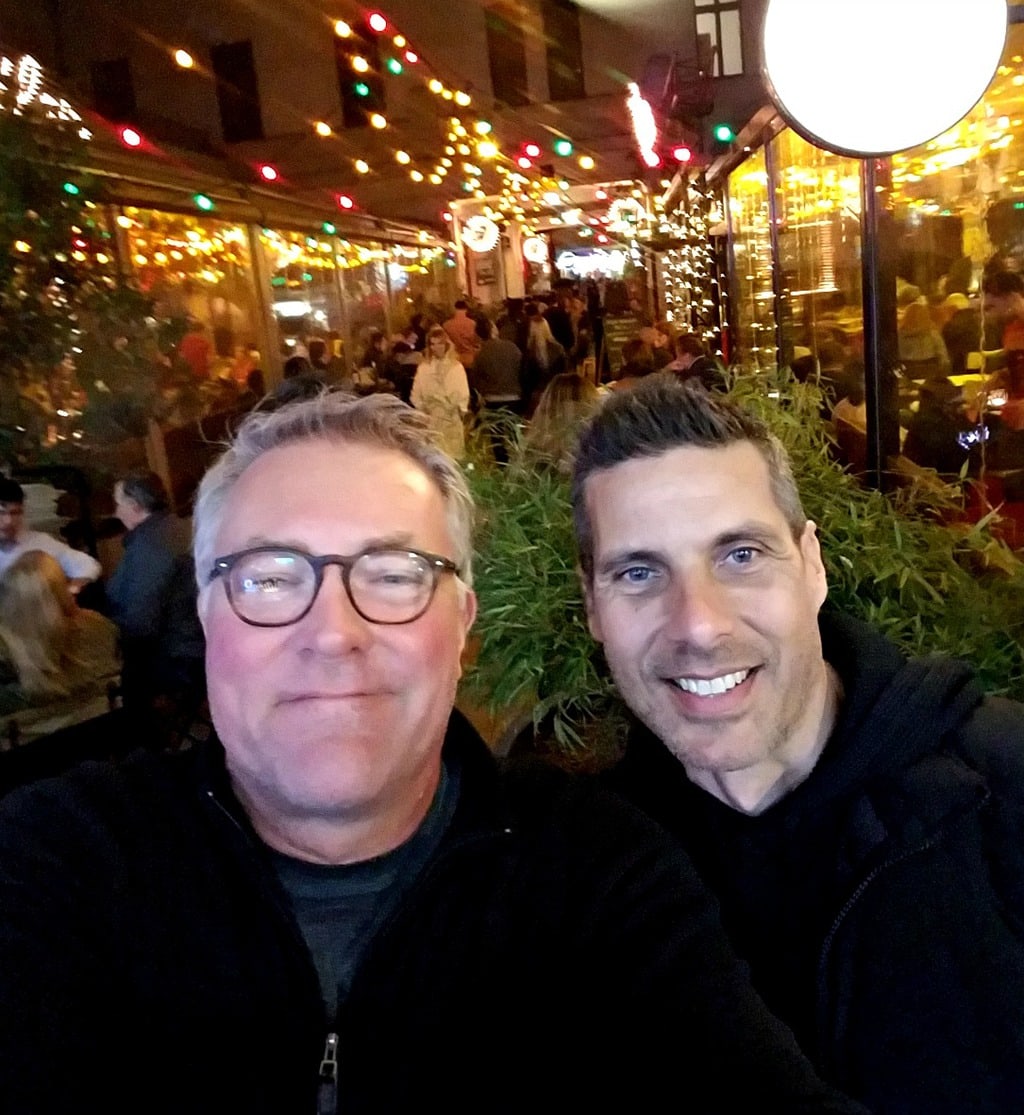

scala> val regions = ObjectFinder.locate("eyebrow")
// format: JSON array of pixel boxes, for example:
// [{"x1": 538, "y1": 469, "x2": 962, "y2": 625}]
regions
[{"x1": 233, "y1": 531, "x2": 418, "y2": 554}]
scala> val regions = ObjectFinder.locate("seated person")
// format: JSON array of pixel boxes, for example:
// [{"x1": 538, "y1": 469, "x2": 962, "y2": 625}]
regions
[
  {"x1": 524, "y1": 372, "x2": 600, "y2": 471},
  {"x1": 903, "y1": 379, "x2": 971, "y2": 477},
  {"x1": 0, "y1": 551, "x2": 119, "y2": 745}
]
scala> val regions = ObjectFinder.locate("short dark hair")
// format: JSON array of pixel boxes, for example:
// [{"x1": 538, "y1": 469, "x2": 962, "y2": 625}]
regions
[
  {"x1": 0, "y1": 478, "x2": 24, "y2": 505},
  {"x1": 674, "y1": 334, "x2": 706, "y2": 359},
  {"x1": 571, "y1": 375, "x2": 807, "y2": 579},
  {"x1": 983, "y1": 270, "x2": 1024, "y2": 297},
  {"x1": 119, "y1": 469, "x2": 169, "y2": 514}
]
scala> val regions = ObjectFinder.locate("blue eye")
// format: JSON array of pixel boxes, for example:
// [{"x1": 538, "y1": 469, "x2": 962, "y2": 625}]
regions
[{"x1": 725, "y1": 547, "x2": 759, "y2": 567}]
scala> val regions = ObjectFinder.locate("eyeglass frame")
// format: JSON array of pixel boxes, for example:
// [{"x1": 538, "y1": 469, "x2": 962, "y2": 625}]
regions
[{"x1": 208, "y1": 545, "x2": 462, "y2": 628}]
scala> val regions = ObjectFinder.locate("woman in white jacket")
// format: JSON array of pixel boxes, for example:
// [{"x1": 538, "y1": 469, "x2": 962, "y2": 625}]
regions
[{"x1": 411, "y1": 325, "x2": 471, "y2": 458}]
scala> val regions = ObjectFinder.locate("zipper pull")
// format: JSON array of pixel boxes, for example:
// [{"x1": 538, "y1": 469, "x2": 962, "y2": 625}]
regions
[{"x1": 317, "y1": 1031, "x2": 339, "y2": 1115}]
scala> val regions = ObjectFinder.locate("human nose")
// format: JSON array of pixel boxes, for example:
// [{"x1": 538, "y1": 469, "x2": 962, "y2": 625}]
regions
[
  {"x1": 303, "y1": 564, "x2": 372, "y2": 655},
  {"x1": 659, "y1": 566, "x2": 734, "y2": 648}
]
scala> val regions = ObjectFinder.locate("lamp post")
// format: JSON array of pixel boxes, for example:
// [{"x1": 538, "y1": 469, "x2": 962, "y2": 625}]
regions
[{"x1": 762, "y1": 0, "x2": 1007, "y2": 488}]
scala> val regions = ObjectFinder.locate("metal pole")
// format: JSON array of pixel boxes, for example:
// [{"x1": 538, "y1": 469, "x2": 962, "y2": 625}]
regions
[{"x1": 859, "y1": 158, "x2": 901, "y2": 490}]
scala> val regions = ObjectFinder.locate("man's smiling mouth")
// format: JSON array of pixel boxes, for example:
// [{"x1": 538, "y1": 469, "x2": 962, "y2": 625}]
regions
[{"x1": 670, "y1": 668, "x2": 752, "y2": 697}]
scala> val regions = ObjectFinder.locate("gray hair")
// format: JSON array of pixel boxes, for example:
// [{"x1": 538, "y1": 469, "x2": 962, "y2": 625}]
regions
[
  {"x1": 193, "y1": 390, "x2": 475, "y2": 589},
  {"x1": 571, "y1": 375, "x2": 807, "y2": 580}
]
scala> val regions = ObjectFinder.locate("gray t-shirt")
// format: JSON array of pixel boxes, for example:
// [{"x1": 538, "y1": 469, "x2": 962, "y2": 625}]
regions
[{"x1": 271, "y1": 760, "x2": 460, "y2": 1017}]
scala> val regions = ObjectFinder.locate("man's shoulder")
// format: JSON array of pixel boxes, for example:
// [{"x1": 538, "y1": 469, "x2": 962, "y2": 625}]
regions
[{"x1": 0, "y1": 745, "x2": 202, "y2": 859}]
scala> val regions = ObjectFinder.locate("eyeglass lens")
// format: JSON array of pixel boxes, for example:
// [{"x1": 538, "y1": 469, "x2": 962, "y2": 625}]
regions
[{"x1": 227, "y1": 549, "x2": 437, "y2": 625}]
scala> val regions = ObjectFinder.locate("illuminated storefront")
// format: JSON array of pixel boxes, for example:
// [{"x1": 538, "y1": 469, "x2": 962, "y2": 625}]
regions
[{"x1": 716, "y1": 16, "x2": 1024, "y2": 382}]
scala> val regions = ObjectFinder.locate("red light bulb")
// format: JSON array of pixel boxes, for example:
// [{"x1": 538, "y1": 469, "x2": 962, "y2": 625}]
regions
[
  {"x1": 258, "y1": 163, "x2": 279, "y2": 182},
  {"x1": 119, "y1": 126, "x2": 143, "y2": 148}
]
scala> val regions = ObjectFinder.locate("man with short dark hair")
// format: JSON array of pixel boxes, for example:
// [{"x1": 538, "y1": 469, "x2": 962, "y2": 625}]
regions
[
  {"x1": 665, "y1": 333, "x2": 726, "y2": 390},
  {"x1": 983, "y1": 269, "x2": 1024, "y2": 351},
  {"x1": 0, "y1": 391, "x2": 864, "y2": 1114},
  {"x1": 109, "y1": 469, "x2": 204, "y2": 710},
  {"x1": 572, "y1": 374, "x2": 1024, "y2": 1115},
  {"x1": 443, "y1": 298, "x2": 482, "y2": 369},
  {"x1": 0, "y1": 476, "x2": 101, "y2": 591}
]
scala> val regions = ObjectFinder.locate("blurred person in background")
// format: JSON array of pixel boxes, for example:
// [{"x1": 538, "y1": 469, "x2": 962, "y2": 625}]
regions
[
  {"x1": 0, "y1": 550, "x2": 119, "y2": 742},
  {"x1": 0, "y1": 478, "x2": 100, "y2": 592},
  {"x1": 411, "y1": 326, "x2": 471, "y2": 458},
  {"x1": 109, "y1": 471, "x2": 205, "y2": 720},
  {"x1": 525, "y1": 371, "x2": 600, "y2": 471}
]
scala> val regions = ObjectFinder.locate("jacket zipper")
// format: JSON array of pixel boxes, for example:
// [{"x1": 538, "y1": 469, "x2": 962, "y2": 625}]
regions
[
  {"x1": 317, "y1": 1032, "x2": 339, "y2": 1115},
  {"x1": 816, "y1": 836, "x2": 937, "y2": 1076},
  {"x1": 203, "y1": 787, "x2": 515, "y2": 1110}
]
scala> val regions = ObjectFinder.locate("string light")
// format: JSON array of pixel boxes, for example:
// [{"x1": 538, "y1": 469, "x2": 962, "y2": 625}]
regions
[
  {"x1": 119, "y1": 126, "x2": 143, "y2": 148},
  {"x1": 369, "y1": 113, "x2": 387, "y2": 129},
  {"x1": 173, "y1": 49, "x2": 194, "y2": 69},
  {"x1": 395, "y1": 150, "x2": 411, "y2": 164},
  {"x1": 354, "y1": 159, "x2": 370, "y2": 174},
  {"x1": 314, "y1": 120, "x2": 332, "y2": 137},
  {"x1": 334, "y1": 20, "x2": 351, "y2": 37},
  {"x1": 579, "y1": 154, "x2": 595, "y2": 170},
  {"x1": 368, "y1": 12, "x2": 388, "y2": 32}
]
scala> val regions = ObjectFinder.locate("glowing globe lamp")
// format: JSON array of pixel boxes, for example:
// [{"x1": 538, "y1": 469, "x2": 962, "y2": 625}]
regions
[{"x1": 763, "y1": 0, "x2": 1007, "y2": 156}]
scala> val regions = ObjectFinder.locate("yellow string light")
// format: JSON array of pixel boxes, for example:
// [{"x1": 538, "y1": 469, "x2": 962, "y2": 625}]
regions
[
  {"x1": 395, "y1": 150, "x2": 411, "y2": 164},
  {"x1": 354, "y1": 159, "x2": 370, "y2": 174},
  {"x1": 314, "y1": 121, "x2": 332, "y2": 137},
  {"x1": 370, "y1": 113, "x2": 387, "y2": 129}
]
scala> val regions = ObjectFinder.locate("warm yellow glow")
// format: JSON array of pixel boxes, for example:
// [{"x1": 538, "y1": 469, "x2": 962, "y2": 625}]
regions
[
  {"x1": 395, "y1": 150, "x2": 411, "y2": 164},
  {"x1": 173, "y1": 49, "x2": 194, "y2": 69},
  {"x1": 454, "y1": 91, "x2": 471, "y2": 106},
  {"x1": 116, "y1": 214, "x2": 133, "y2": 229},
  {"x1": 440, "y1": 157, "x2": 452, "y2": 167},
  {"x1": 579, "y1": 154, "x2": 596, "y2": 170},
  {"x1": 370, "y1": 113, "x2": 387, "y2": 129},
  {"x1": 314, "y1": 120, "x2": 332, "y2": 137},
  {"x1": 393, "y1": 34, "x2": 407, "y2": 48},
  {"x1": 95, "y1": 253, "x2": 109, "y2": 264},
  {"x1": 442, "y1": 89, "x2": 454, "y2": 100},
  {"x1": 429, "y1": 173, "x2": 442, "y2": 184},
  {"x1": 477, "y1": 141, "x2": 498, "y2": 159},
  {"x1": 410, "y1": 169, "x2": 424, "y2": 182},
  {"x1": 457, "y1": 143, "x2": 470, "y2": 155},
  {"x1": 334, "y1": 20, "x2": 351, "y2": 37},
  {"x1": 354, "y1": 159, "x2": 370, "y2": 173},
  {"x1": 134, "y1": 254, "x2": 148, "y2": 265},
  {"x1": 428, "y1": 79, "x2": 444, "y2": 94},
  {"x1": 352, "y1": 56, "x2": 369, "y2": 73},
  {"x1": 474, "y1": 120, "x2": 492, "y2": 135},
  {"x1": 14, "y1": 240, "x2": 30, "y2": 252}
]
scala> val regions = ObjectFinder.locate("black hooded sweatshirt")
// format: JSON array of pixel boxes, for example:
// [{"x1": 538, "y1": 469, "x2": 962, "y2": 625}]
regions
[{"x1": 609, "y1": 610, "x2": 1024, "y2": 1115}]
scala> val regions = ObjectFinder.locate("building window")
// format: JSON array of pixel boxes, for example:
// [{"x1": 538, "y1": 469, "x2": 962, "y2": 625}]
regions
[
  {"x1": 542, "y1": 0, "x2": 585, "y2": 102},
  {"x1": 91, "y1": 58, "x2": 136, "y2": 122},
  {"x1": 486, "y1": 3, "x2": 529, "y2": 108},
  {"x1": 695, "y1": 0, "x2": 744, "y2": 77},
  {"x1": 210, "y1": 40, "x2": 264, "y2": 143},
  {"x1": 335, "y1": 19, "x2": 386, "y2": 128}
]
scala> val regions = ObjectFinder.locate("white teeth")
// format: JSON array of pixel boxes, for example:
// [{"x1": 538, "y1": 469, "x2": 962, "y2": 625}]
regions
[{"x1": 672, "y1": 669, "x2": 750, "y2": 696}]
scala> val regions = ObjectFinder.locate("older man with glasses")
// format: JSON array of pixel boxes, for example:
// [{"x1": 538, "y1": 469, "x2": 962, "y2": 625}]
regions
[{"x1": 0, "y1": 392, "x2": 865, "y2": 1115}]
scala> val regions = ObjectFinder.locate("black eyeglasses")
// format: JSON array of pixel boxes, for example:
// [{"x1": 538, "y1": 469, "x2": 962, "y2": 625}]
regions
[{"x1": 209, "y1": 546, "x2": 461, "y2": 627}]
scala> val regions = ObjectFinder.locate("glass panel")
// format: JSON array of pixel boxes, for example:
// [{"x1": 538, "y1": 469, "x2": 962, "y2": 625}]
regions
[
  {"x1": 122, "y1": 207, "x2": 260, "y2": 382},
  {"x1": 695, "y1": 14, "x2": 719, "y2": 77},
  {"x1": 259, "y1": 227, "x2": 346, "y2": 372},
  {"x1": 886, "y1": 23, "x2": 1024, "y2": 473},
  {"x1": 769, "y1": 129, "x2": 864, "y2": 396},
  {"x1": 727, "y1": 149, "x2": 776, "y2": 369},
  {"x1": 386, "y1": 245, "x2": 458, "y2": 337},
  {"x1": 339, "y1": 241, "x2": 389, "y2": 369},
  {"x1": 719, "y1": 10, "x2": 743, "y2": 77}
]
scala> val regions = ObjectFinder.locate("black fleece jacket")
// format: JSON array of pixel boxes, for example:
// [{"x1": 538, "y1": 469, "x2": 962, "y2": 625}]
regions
[
  {"x1": 0, "y1": 711, "x2": 866, "y2": 1115},
  {"x1": 610, "y1": 610, "x2": 1024, "y2": 1115}
]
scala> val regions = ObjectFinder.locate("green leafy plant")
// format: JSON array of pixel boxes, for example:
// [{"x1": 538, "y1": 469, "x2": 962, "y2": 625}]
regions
[{"x1": 462, "y1": 370, "x2": 1024, "y2": 756}]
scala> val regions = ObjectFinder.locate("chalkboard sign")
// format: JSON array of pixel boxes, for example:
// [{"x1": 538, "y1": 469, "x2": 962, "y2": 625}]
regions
[{"x1": 602, "y1": 314, "x2": 641, "y2": 374}]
